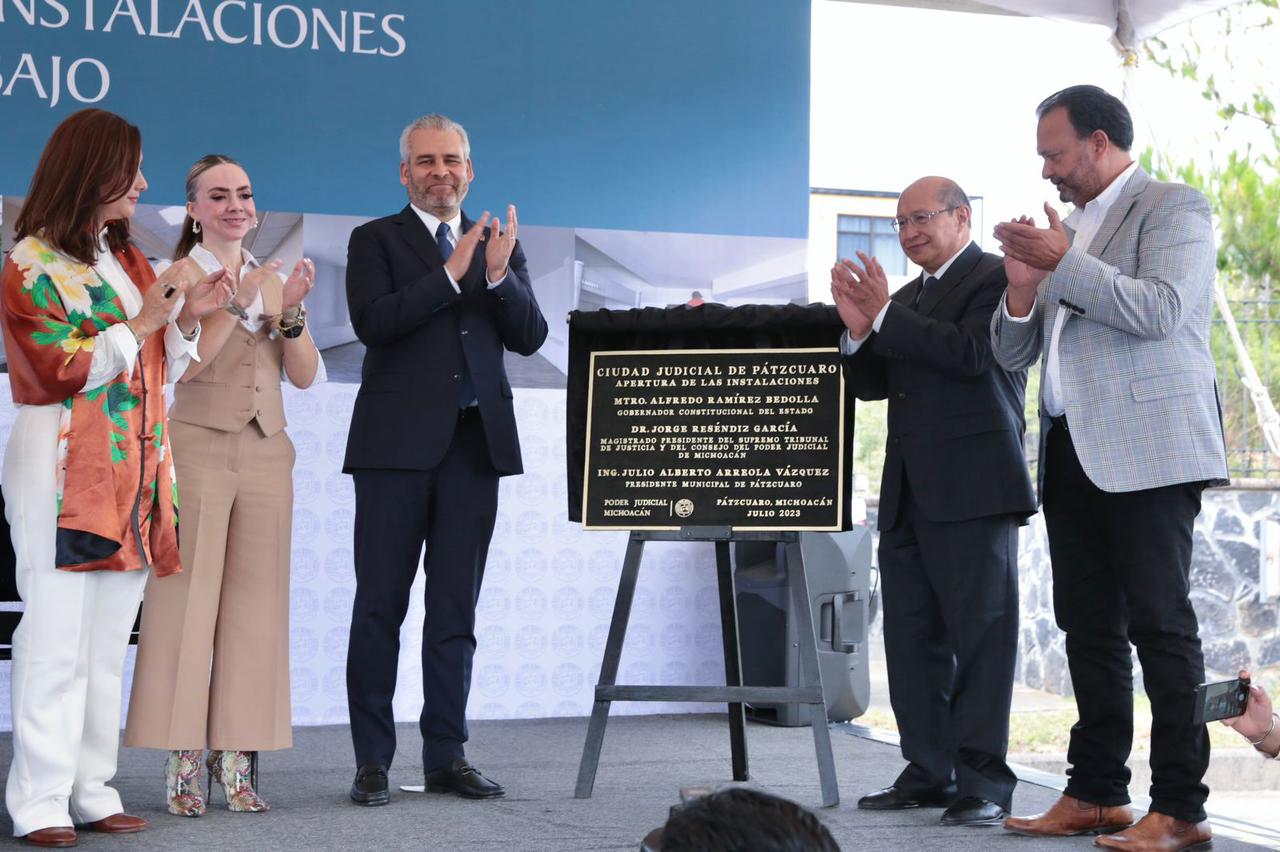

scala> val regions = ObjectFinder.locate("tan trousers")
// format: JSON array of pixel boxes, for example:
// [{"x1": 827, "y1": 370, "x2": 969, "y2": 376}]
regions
[{"x1": 124, "y1": 420, "x2": 295, "y2": 751}]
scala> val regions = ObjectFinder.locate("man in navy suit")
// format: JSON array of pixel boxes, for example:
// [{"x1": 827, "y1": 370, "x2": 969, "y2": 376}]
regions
[
  {"x1": 832, "y1": 176, "x2": 1035, "y2": 827},
  {"x1": 343, "y1": 114, "x2": 548, "y2": 805}
]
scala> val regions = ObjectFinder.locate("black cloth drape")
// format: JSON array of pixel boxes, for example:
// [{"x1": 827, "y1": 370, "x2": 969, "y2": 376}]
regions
[{"x1": 565, "y1": 303, "x2": 855, "y2": 524}]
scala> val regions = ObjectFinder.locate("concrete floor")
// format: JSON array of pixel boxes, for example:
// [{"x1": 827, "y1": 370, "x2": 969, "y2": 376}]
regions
[
  {"x1": 864, "y1": 634, "x2": 1280, "y2": 846},
  {"x1": 1, "y1": 716, "x2": 1273, "y2": 851}
]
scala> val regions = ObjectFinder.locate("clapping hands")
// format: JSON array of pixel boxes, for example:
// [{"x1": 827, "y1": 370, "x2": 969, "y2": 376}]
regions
[
  {"x1": 444, "y1": 204, "x2": 519, "y2": 286},
  {"x1": 132, "y1": 265, "x2": 234, "y2": 340},
  {"x1": 239, "y1": 259, "x2": 284, "y2": 313},
  {"x1": 830, "y1": 251, "x2": 889, "y2": 341},
  {"x1": 994, "y1": 203, "x2": 1069, "y2": 317},
  {"x1": 281, "y1": 258, "x2": 316, "y2": 311},
  {"x1": 184, "y1": 268, "x2": 237, "y2": 319}
]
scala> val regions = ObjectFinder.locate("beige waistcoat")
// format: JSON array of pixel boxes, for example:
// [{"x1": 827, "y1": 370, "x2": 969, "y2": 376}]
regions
[{"x1": 169, "y1": 278, "x2": 287, "y2": 436}]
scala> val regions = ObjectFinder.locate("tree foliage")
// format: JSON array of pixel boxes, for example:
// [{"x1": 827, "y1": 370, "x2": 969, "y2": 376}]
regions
[
  {"x1": 1143, "y1": 0, "x2": 1280, "y2": 476},
  {"x1": 1145, "y1": 0, "x2": 1277, "y2": 143},
  {"x1": 1143, "y1": 0, "x2": 1279, "y2": 291}
]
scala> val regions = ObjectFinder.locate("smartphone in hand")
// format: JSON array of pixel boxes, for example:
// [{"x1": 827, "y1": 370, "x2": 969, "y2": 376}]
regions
[{"x1": 1193, "y1": 676, "x2": 1250, "y2": 724}]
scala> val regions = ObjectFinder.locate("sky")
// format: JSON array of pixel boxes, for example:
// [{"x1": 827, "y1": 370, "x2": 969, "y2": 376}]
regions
[{"x1": 808, "y1": 0, "x2": 1277, "y2": 295}]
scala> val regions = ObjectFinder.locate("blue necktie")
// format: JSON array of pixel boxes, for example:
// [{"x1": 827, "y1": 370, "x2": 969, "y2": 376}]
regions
[
  {"x1": 913, "y1": 275, "x2": 938, "y2": 310},
  {"x1": 437, "y1": 222, "x2": 476, "y2": 409},
  {"x1": 435, "y1": 221, "x2": 454, "y2": 262}
]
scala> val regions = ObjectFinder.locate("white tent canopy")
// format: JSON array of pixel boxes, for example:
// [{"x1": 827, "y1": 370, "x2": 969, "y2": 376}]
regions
[{"x1": 838, "y1": 0, "x2": 1242, "y2": 45}]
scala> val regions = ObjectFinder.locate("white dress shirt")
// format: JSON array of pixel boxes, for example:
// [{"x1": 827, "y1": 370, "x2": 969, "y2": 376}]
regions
[
  {"x1": 82, "y1": 232, "x2": 202, "y2": 394},
  {"x1": 1003, "y1": 160, "x2": 1138, "y2": 416},
  {"x1": 841, "y1": 240, "x2": 973, "y2": 355},
  {"x1": 173, "y1": 243, "x2": 327, "y2": 386},
  {"x1": 408, "y1": 204, "x2": 509, "y2": 291}
]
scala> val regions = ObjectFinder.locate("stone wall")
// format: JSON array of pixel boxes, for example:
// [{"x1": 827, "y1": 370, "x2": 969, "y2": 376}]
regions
[{"x1": 868, "y1": 489, "x2": 1280, "y2": 696}]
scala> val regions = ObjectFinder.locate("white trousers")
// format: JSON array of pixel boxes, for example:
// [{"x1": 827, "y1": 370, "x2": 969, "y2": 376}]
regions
[{"x1": 3, "y1": 404, "x2": 147, "y2": 837}]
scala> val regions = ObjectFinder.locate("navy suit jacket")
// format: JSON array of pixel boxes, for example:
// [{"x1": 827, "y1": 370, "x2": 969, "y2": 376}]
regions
[
  {"x1": 343, "y1": 206, "x2": 548, "y2": 475},
  {"x1": 845, "y1": 241, "x2": 1036, "y2": 531}
]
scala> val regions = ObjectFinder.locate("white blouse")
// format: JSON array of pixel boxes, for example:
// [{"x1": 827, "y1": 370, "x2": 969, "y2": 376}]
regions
[
  {"x1": 172, "y1": 244, "x2": 326, "y2": 386},
  {"x1": 82, "y1": 233, "x2": 202, "y2": 394}
]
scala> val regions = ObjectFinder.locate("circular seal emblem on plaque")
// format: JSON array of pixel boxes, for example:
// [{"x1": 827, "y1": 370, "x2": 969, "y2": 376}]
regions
[{"x1": 674, "y1": 499, "x2": 694, "y2": 518}]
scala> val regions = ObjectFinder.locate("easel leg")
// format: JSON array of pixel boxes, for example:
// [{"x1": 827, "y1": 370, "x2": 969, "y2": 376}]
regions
[
  {"x1": 575, "y1": 534, "x2": 645, "y2": 798},
  {"x1": 786, "y1": 539, "x2": 839, "y2": 807},
  {"x1": 716, "y1": 540, "x2": 749, "y2": 782}
]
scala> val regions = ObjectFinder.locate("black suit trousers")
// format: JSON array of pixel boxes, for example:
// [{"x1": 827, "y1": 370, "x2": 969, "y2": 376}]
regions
[
  {"x1": 878, "y1": 481, "x2": 1020, "y2": 809},
  {"x1": 1042, "y1": 423, "x2": 1209, "y2": 823},
  {"x1": 346, "y1": 413, "x2": 499, "y2": 772}
]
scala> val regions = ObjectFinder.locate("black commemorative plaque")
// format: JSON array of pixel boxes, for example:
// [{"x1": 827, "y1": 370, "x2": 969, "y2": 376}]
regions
[{"x1": 582, "y1": 348, "x2": 844, "y2": 530}]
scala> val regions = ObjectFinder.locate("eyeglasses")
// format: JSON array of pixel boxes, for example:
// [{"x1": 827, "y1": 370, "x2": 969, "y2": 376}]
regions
[{"x1": 890, "y1": 207, "x2": 957, "y2": 231}]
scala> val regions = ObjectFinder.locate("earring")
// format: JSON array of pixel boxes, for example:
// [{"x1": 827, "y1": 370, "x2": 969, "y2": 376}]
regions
[
  {"x1": 191, "y1": 220, "x2": 201, "y2": 235},
  {"x1": 251, "y1": 216, "x2": 259, "y2": 229}
]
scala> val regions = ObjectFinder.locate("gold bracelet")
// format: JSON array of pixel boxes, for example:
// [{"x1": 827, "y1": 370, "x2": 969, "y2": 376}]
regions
[{"x1": 278, "y1": 304, "x2": 307, "y2": 339}]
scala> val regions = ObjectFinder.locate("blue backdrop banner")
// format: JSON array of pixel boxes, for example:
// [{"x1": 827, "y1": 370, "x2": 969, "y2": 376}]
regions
[{"x1": 0, "y1": 0, "x2": 809, "y2": 237}]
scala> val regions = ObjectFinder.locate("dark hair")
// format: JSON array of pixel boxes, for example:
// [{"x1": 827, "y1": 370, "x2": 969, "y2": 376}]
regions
[
  {"x1": 172, "y1": 153, "x2": 243, "y2": 260},
  {"x1": 14, "y1": 109, "x2": 141, "y2": 265},
  {"x1": 1036, "y1": 84, "x2": 1134, "y2": 151},
  {"x1": 660, "y1": 788, "x2": 841, "y2": 852}
]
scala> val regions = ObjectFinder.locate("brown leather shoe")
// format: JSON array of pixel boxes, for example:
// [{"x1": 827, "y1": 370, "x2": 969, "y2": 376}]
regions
[
  {"x1": 1005, "y1": 794, "x2": 1134, "y2": 836},
  {"x1": 81, "y1": 813, "x2": 147, "y2": 833},
  {"x1": 1093, "y1": 812, "x2": 1212, "y2": 851},
  {"x1": 21, "y1": 827, "x2": 76, "y2": 848}
]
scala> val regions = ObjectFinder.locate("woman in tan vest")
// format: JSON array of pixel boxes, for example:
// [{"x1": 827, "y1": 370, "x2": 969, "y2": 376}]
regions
[{"x1": 125, "y1": 154, "x2": 322, "y2": 816}]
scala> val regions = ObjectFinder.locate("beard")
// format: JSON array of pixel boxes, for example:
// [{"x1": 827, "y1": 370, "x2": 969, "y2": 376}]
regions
[
  {"x1": 408, "y1": 174, "x2": 467, "y2": 216},
  {"x1": 1053, "y1": 162, "x2": 1101, "y2": 207}
]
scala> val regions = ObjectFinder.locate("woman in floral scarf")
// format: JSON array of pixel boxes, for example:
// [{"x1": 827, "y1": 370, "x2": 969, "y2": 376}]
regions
[{"x1": 0, "y1": 109, "x2": 233, "y2": 848}]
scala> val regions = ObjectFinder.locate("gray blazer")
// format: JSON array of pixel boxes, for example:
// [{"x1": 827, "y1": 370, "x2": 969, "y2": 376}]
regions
[{"x1": 990, "y1": 166, "x2": 1228, "y2": 495}]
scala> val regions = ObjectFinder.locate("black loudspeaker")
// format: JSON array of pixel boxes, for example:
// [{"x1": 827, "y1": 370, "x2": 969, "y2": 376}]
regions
[{"x1": 734, "y1": 528, "x2": 872, "y2": 726}]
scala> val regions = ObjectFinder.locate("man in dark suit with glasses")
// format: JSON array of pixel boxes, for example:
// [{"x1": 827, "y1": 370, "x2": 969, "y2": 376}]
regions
[{"x1": 832, "y1": 175, "x2": 1035, "y2": 827}]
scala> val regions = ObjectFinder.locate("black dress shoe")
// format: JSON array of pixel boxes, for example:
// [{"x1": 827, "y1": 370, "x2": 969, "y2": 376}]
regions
[
  {"x1": 857, "y1": 785, "x2": 956, "y2": 810},
  {"x1": 350, "y1": 765, "x2": 390, "y2": 806},
  {"x1": 425, "y1": 758, "x2": 505, "y2": 799},
  {"x1": 940, "y1": 797, "x2": 1008, "y2": 826}
]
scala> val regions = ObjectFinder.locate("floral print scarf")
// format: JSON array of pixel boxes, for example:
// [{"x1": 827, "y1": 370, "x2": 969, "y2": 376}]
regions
[{"x1": 1, "y1": 234, "x2": 181, "y2": 575}]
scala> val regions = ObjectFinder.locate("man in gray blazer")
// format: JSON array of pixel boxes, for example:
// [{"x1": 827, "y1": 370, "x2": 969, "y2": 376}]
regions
[{"x1": 991, "y1": 85, "x2": 1227, "y2": 852}]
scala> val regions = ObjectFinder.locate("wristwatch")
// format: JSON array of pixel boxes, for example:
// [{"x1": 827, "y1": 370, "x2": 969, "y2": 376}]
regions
[{"x1": 279, "y1": 304, "x2": 307, "y2": 339}]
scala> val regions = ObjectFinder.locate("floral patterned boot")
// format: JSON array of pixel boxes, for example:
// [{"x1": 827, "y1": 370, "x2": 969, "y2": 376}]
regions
[
  {"x1": 165, "y1": 750, "x2": 206, "y2": 817},
  {"x1": 206, "y1": 750, "x2": 269, "y2": 812}
]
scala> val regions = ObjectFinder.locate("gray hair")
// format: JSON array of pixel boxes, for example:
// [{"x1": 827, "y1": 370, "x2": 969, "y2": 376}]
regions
[
  {"x1": 399, "y1": 114, "x2": 470, "y2": 164},
  {"x1": 938, "y1": 178, "x2": 970, "y2": 214}
]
